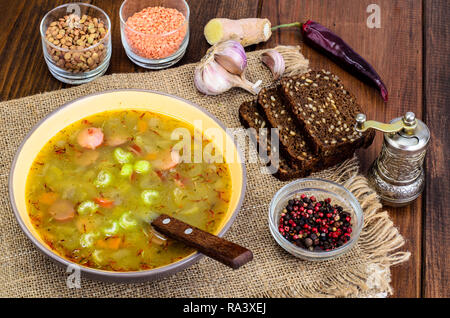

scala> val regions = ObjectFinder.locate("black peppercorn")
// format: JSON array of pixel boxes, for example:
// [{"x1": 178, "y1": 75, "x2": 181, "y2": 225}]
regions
[
  {"x1": 278, "y1": 194, "x2": 353, "y2": 252},
  {"x1": 304, "y1": 238, "x2": 313, "y2": 247}
]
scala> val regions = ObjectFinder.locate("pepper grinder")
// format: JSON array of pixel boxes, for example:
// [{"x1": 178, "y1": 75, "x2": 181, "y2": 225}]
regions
[{"x1": 355, "y1": 112, "x2": 430, "y2": 207}]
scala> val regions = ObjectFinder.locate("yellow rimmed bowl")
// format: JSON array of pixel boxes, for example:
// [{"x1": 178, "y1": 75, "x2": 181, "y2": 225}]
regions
[{"x1": 9, "y1": 90, "x2": 246, "y2": 282}]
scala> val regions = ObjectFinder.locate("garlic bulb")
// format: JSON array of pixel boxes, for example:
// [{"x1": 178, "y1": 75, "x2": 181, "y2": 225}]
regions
[
  {"x1": 194, "y1": 40, "x2": 261, "y2": 95},
  {"x1": 261, "y1": 49, "x2": 285, "y2": 80}
]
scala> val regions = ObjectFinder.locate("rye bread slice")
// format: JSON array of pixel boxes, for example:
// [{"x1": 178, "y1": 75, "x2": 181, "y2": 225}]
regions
[
  {"x1": 257, "y1": 86, "x2": 355, "y2": 170},
  {"x1": 238, "y1": 100, "x2": 305, "y2": 181},
  {"x1": 257, "y1": 87, "x2": 318, "y2": 170},
  {"x1": 281, "y1": 70, "x2": 374, "y2": 156}
]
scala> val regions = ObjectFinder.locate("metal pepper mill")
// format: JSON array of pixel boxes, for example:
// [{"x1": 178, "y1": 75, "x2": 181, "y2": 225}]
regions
[{"x1": 355, "y1": 112, "x2": 430, "y2": 207}]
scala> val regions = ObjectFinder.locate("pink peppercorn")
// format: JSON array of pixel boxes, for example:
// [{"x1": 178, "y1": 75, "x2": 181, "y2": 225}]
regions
[{"x1": 278, "y1": 194, "x2": 353, "y2": 251}]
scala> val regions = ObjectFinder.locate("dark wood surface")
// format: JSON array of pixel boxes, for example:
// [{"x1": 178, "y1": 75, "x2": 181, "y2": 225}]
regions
[
  {"x1": 0, "y1": 0, "x2": 447, "y2": 297},
  {"x1": 423, "y1": 0, "x2": 450, "y2": 298}
]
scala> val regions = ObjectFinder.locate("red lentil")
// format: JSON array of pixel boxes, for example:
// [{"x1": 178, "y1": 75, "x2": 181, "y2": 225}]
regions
[{"x1": 125, "y1": 6, "x2": 186, "y2": 59}]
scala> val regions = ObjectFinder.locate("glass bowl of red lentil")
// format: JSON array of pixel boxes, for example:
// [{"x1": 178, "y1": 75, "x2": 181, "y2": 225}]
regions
[
  {"x1": 268, "y1": 178, "x2": 364, "y2": 261},
  {"x1": 40, "y1": 3, "x2": 112, "y2": 84},
  {"x1": 119, "y1": 0, "x2": 189, "y2": 69}
]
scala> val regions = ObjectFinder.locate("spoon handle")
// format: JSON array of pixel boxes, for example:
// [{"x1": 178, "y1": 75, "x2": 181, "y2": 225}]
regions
[{"x1": 152, "y1": 214, "x2": 253, "y2": 269}]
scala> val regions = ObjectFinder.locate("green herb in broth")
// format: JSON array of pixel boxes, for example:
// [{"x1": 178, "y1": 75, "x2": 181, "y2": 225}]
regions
[{"x1": 26, "y1": 110, "x2": 231, "y2": 272}]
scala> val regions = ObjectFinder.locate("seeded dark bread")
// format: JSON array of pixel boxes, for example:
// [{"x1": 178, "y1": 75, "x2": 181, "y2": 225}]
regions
[
  {"x1": 239, "y1": 99, "x2": 355, "y2": 180},
  {"x1": 238, "y1": 100, "x2": 305, "y2": 181},
  {"x1": 257, "y1": 86, "x2": 355, "y2": 170},
  {"x1": 281, "y1": 70, "x2": 375, "y2": 156},
  {"x1": 257, "y1": 87, "x2": 318, "y2": 172}
]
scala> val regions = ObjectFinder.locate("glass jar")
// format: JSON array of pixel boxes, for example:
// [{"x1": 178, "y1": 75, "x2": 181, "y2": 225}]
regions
[
  {"x1": 40, "y1": 3, "x2": 112, "y2": 84},
  {"x1": 120, "y1": 0, "x2": 190, "y2": 69},
  {"x1": 268, "y1": 178, "x2": 364, "y2": 261}
]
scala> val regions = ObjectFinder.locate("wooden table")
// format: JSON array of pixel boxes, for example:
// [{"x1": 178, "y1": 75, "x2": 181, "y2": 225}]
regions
[{"x1": 0, "y1": 0, "x2": 447, "y2": 298}]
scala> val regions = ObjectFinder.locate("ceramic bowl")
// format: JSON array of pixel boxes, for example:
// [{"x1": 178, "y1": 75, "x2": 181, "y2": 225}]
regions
[{"x1": 9, "y1": 90, "x2": 246, "y2": 282}]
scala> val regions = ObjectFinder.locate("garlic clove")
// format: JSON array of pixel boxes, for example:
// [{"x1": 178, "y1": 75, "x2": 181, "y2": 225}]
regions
[
  {"x1": 203, "y1": 61, "x2": 234, "y2": 95},
  {"x1": 214, "y1": 40, "x2": 247, "y2": 75},
  {"x1": 194, "y1": 66, "x2": 215, "y2": 95},
  {"x1": 261, "y1": 49, "x2": 285, "y2": 80},
  {"x1": 198, "y1": 61, "x2": 233, "y2": 95},
  {"x1": 208, "y1": 60, "x2": 261, "y2": 95}
]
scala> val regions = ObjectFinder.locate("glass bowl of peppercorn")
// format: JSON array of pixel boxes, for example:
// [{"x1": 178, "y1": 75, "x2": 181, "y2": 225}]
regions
[
  {"x1": 40, "y1": 3, "x2": 112, "y2": 84},
  {"x1": 269, "y1": 178, "x2": 363, "y2": 261}
]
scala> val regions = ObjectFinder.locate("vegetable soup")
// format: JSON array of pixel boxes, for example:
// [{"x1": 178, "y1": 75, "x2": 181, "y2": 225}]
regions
[{"x1": 25, "y1": 110, "x2": 231, "y2": 271}]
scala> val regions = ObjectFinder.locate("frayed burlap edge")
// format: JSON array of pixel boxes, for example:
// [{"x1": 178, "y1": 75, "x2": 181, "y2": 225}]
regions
[{"x1": 255, "y1": 156, "x2": 410, "y2": 298}]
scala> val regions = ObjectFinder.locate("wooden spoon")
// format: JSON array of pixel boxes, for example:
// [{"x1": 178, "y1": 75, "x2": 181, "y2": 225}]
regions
[{"x1": 151, "y1": 214, "x2": 253, "y2": 269}]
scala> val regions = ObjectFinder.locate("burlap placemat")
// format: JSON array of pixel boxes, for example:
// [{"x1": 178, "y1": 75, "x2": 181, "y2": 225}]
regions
[{"x1": 0, "y1": 51, "x2": 410, "y2": 297}]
